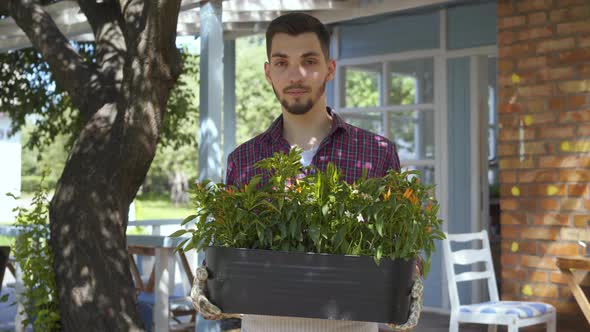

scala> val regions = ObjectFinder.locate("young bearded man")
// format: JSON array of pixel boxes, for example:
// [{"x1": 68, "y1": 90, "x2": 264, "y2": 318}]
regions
[{"x1": 191, "y1": 13, "x2": 423, "y2": 332}]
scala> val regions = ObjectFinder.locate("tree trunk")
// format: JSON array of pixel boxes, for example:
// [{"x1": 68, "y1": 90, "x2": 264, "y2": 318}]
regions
[
  {"x1": 49, "y1": 104, "x2": 150, "y2": 331},
  {"x1": 170, "y1": 170, "x2": 189, "y2": 206},
  {"x1": 4, "y1": 0, "x2": 182, "y2": 330},
  {"x1": 49, "y1": 63, "x2": 181, "y2": 331}
]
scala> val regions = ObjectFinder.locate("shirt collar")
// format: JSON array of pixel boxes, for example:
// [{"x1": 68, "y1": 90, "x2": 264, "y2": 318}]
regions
[{"x1": 262, "y1": 107, "x2": 350, "y2": 142}]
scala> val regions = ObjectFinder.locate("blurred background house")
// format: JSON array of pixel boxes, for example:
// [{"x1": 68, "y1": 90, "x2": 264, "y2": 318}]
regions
[{"x1": 0, "y1": 113, "x2": 20, "y2": 222}]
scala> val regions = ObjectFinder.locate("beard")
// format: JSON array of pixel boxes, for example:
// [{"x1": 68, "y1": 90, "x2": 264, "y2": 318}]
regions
[{"x1": 271, "y1": 77, "x2": 327, "y2": 115}]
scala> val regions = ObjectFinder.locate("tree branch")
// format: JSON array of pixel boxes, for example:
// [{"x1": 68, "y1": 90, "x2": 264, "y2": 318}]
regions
[
  {"x1": 119, "y1": 0, "x2": 182, "y2": 83},
  {"x1": 6, "y1": 0, "x2": 100, "y2": 116},
  {"x1": 77, "y1": 0, "x2": 126, "y2": 89},
  {"x1": 112, "y1": 0, "x2": 182, "y2": 203}
]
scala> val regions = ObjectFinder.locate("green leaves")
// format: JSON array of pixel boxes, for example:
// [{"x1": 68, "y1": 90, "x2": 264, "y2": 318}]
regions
[
  {"x1": 11, "y1": 179, "x2": 61, "y2": 331},
  {"x1": 179, "y1": 151, "x2": 444, "y2": 276},
  {"x1": 169, "y1": 229, "x2": 189, "y2": 237}
]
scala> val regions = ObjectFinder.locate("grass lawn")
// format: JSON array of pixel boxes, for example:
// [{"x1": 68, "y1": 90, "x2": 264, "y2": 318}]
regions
[
  {"x1": 134, "y1": 197, "x2": 194, "y2": 220},
  {"x1": 1, "y1": 195, "x2": 193, "y2": 237},
  {"x1": 0, "y1": 236, "x2": 14, "y2": 247},
  {"x1": 128, "y1": 196, "x2": 195, "y2": 235}
]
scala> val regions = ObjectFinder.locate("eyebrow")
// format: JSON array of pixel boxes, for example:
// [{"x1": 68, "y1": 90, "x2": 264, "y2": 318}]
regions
[
  {"x1": 270, "y1": 51, "x2": 322, "y2": 59},
  {"x1": 302, "y1": 52, "x2": 321, "y2": 58},
  {"x1": 271, "y1": 52, "x2": 288, "y2": 58}
]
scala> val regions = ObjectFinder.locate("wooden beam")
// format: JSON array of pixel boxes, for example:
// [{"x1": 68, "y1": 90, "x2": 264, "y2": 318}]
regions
[
  {"x1": 0, "y1": 22, "x2": 91, "y2": 53},
  {"x1": 312, "y1": 0, "x2": 453, "y2": 24},
  {"x1": 0, "y1": 0, "x2": 454, "y2": 52},
  {"x1": 180, "y1": 0, "x2": 358, "y2": 12},
  {"x1": 179, "y1": 9, "x2": 284, "y2": 24}
]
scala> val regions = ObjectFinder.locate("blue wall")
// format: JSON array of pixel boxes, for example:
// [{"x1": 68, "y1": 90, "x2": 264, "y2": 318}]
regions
[
  {"x1": 337, "y1": 11, "x2": 439, "y2": 59},
  {"x1": 447, "y1": 2, "x2": 497, "y2": 50},
  {"x1": 447, "y1": 57, "x2": 474, "y2": 304}
]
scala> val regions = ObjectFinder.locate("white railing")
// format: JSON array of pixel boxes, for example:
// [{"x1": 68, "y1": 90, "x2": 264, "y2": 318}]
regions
[{"x1": 127, "y1": 218, "x2": 195, "y2": 236}]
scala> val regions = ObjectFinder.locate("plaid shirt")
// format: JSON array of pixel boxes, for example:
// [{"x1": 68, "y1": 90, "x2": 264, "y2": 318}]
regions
[{"x1": 225, "y1": 107, "x2": 400, "y2": 187}]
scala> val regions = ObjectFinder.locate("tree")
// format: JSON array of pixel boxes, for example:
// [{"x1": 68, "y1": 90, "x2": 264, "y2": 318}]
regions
[
  {"x1": 0, "y1": 0, "x2": 184, "y2": 330},
  {"x1": 144, "y1": 53, "x2": 199, "y2": 204}
]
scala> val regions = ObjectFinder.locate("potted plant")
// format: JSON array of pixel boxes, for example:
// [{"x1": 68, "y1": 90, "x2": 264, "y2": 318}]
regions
[{"x1": 173, "y1": 148, "x2": 444, "y2": 324}]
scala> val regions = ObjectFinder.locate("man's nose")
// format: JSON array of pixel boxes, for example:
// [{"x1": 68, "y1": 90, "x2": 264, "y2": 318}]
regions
[{"x1": 287, "y1": 64, "x2": 306, "y2": 82}]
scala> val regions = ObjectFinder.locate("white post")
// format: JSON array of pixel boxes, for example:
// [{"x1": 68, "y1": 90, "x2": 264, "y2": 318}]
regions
[
  {"x1": 198, "y1": 0, "x2": 224, "y2": 184},
  {"x1": 197, "y1": 1, "x2": 223, "y2": 331},
  {"x1": 154, "y1": 247, "x2": 172, "y2": 332},
  {"x1": 14, "y1": 262, "x2": 26, "y2": 332}
]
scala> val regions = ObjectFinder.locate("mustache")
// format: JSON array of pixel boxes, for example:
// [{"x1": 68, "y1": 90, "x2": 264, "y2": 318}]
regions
[{"x1": 283, "y1": 85, "x2": 311, "y2": 93}]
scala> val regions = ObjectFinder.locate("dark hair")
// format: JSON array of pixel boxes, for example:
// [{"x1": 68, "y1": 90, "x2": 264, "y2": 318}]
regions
[{"x1": 265, "y1": 13, "x2": 331, "y2": 60}]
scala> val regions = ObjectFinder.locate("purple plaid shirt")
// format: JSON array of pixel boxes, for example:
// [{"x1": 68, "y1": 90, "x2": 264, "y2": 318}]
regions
[{"x1": 225, "y1": 107, "x2": 400, "y2": 187}]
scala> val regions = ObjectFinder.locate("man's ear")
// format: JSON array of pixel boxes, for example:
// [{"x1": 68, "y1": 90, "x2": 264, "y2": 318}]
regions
[
  {"x1": 326, "y1": 59, "x2": 336, "y2": 82},
  {"x1": 264, "y1": 62, "x2": 272, "y2": 84}
]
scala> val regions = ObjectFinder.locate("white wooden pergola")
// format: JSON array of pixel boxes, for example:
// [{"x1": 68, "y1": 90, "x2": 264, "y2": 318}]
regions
[
  {"x1": 1, "y1": 2, "x2": 453, "y2": 330},
  {"x1": 0, "y1": 0, "x2": 452, "y2": 50},
  {"x1": 0, "y1": 0, "x2": 451, "y2": 183}
]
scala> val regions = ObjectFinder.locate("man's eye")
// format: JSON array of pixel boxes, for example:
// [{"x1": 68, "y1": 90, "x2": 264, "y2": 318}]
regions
[
  {"x1": 304, "y1": 60, "x2": 317, "y2": 65},
  {"x1": 274, "y1": 62, "x2": 286, "y2": 67}
]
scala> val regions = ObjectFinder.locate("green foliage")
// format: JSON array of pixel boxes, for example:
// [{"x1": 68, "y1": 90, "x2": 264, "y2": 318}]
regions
[
  {"x1": 235, "y1": 36, "x2": 278, "y2": 145},
  {"x1": 20, "y1": 122, "x2": 69, "y2": 191},
  {"x1": 14, "y1": 48, "x2": 200, "y2": 196},
  {"x1": 175, "y1": 149, "x2": 444, "y2": 276},
  {"x1": 0, "y1": 44, "x2": 94, "y2": 151},
  {"x1": 159, "y1": 49, "x2": 200, "y2": 150},
  {"x1": 9, "y1": 180, "x2": 60, "y2": 331},
  {"x1": 1, "y1": 44, "x2": 198, "y2": 152}
]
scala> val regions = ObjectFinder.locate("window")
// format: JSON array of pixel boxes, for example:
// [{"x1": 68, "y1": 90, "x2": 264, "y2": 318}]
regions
[
  {"x1": 338, "y1": 57, "x2": 436, "y2": 184},
  {"x1": 343, "y1": 63, "x2": 381, "y2": 108},
  {"x1": 388, "y1": 58, "x2": 434, "y2": 105}
]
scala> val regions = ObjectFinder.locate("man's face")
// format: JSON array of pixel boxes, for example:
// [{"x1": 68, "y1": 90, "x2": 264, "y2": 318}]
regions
[{"x1": 264, "y1": 32, "x2": 336, "y2": 115}]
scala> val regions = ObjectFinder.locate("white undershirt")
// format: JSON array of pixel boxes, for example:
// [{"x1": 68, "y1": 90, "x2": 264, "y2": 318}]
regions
[
  {"x1": 240, "y1": 145, "x2": 379, "y2": 331},
  {"x1": 298, "y1": 145, "x2": 319, "y2": 167}
]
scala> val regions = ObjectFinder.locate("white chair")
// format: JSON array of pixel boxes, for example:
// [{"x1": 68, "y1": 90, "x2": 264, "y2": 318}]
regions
[{"x1": 442, "y1": 230, "x2": 556, "y2": 332}]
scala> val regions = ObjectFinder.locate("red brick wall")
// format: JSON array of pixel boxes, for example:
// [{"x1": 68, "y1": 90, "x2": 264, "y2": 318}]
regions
[{"x1": 497, "y1": 0, "x2": 590, "y2": 327}]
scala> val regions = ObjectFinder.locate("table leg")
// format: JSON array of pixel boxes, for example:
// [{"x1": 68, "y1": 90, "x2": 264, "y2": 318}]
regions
[
  {"x1": 154, "y1": 247, "x2": 172, "y2": 332},
  {"x1": 561, "y1": 268, "x2": 590, "y2": 324}
]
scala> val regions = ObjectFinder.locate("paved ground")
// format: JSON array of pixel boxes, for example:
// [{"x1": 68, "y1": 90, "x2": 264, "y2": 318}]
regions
[
  {"x1": 0, "y1": 287, "x2": 488, "y2": 332},
  {"x1": 0, "y1": 275, "x2": 546, "y2": 332}
]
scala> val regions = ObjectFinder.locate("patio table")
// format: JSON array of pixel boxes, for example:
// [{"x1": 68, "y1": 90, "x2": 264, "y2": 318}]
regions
[
  {"x1": 127, "y1": 234, "x2": 191, "y2": 332},
  {"x1": 556, "y1": 256, "x2": 590, "y2": 325}
]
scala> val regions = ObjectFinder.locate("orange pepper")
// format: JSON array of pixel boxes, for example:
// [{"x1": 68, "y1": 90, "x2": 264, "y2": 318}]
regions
[
  {"x1": 403, "y1": 188, "x2": 419, "y2": 206},
  {"x1": 383, "y1": 187, "x2": 392, "y2": 201}
]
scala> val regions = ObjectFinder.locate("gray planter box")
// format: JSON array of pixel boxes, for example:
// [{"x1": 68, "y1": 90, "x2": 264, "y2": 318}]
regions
[{"x1": 205, "y1": 246, "x2": 415, "y2": 324}]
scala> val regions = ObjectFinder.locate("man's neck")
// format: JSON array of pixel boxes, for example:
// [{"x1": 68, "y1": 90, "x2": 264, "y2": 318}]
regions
[{"x1": 282, "y1": 101, "x2": 333, "y2": 151}]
